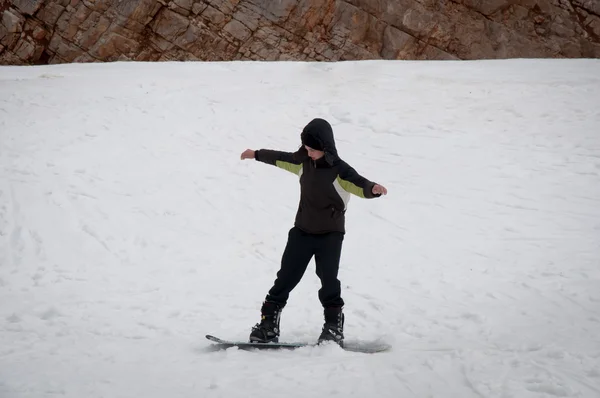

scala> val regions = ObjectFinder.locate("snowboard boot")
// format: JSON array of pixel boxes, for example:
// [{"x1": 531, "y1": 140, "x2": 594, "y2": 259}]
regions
[
  {"x1": 318, "y1": 306, "x2": 344, "y2": 346},
  {"x1": 249, "y1": 301, "x2": 283, "y2": 343}
]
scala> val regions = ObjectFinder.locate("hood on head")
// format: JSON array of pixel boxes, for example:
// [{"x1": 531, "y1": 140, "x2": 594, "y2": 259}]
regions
[{"x1": 300, "y1": 118, "x2": 338, "y2": 165}]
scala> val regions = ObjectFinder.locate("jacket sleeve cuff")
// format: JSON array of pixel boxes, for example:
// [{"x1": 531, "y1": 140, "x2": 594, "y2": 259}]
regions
[{"x1": 365, "y1": 181, "x2": 380, "y2": 198}]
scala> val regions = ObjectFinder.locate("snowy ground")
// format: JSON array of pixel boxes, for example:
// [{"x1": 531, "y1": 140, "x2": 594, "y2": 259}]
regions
[{"x1": 1, "y1": 59, "x2": 599, "y2": 397}]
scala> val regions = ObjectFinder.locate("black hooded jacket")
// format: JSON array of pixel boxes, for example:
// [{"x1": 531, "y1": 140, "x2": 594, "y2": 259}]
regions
[{"x1": 255, "y1": 118, "x2": 381, "y2": 234}]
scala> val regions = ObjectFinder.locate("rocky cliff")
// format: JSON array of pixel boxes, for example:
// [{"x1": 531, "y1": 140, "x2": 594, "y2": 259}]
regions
[{"x1": 1, "y1": 0, "x2": 599, "y2": 65}]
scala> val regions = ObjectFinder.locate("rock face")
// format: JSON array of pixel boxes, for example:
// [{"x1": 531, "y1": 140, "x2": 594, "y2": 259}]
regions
[{"x1": 1, "y1": 0, "x2": 599, "y2": 65}]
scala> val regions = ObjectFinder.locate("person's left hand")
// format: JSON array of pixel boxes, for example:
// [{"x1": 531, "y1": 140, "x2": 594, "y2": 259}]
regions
[{"x1": 372, "y1": 184, "x2": 388, "y2": 195}]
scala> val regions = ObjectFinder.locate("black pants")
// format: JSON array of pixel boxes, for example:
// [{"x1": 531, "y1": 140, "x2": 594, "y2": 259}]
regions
[{"x1": 265, "y1": 227, "x2": 345, "y2": 308}]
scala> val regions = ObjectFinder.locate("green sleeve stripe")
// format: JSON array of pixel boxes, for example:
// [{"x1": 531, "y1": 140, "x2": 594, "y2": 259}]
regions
[
  {"x1": 275, "y1": 160, "x2": 302, "y2": 175},
  {"x1": 336, "y1": 176, "x2": 365, "y2": 198}
]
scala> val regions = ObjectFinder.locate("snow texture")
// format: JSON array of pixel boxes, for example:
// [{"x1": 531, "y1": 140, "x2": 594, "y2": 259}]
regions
[{"x1": 1, "y1": 59, "x2": 600, "y2": 397}]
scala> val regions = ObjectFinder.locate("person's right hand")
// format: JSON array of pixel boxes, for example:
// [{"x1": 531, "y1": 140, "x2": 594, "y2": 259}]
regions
[{"x1": 240, "y1": 149, "x2": 255, "y2": 160}]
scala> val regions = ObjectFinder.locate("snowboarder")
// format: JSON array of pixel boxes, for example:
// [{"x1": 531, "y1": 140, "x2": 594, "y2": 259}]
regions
[{"x1": 240, "y1": 118, "x2": 387, "y2": 346}]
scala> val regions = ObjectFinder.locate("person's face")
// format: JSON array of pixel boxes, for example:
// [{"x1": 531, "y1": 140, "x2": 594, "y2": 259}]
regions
[{"x1": 305, "y1": 145, "x2": 324, "y2": 160}]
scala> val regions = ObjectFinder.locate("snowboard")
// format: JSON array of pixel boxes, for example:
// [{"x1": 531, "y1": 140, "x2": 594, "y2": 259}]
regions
[{"x1": 205, "y1": 334, "x2": 391, "y2": 354}]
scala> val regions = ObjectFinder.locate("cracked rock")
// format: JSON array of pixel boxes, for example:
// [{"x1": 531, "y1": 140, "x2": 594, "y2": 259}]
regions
[{"x1": 0, "y1": 0, "x2": 597, "y2": 65}]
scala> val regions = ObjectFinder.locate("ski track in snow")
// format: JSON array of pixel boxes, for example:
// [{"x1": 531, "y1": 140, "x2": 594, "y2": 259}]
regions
[{"x1": 0, "y1": 59, "x2": 599, "y2": 397}]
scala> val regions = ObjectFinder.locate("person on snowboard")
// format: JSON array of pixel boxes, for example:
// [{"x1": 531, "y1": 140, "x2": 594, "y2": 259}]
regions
[{"x1": 240, "y1": 118, "x2": 387, "y2": 346}]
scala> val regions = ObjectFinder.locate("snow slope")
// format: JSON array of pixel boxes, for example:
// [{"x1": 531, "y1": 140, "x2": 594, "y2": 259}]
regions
[{"x1": 1, "y1": 59, "x2": 599, "y2": 397}]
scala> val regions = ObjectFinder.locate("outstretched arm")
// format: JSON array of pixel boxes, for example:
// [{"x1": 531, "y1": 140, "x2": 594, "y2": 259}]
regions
[
  {"x1": 337, "y1": 161, "x2": 387, "y2": 198},
  {"x1": 240, "y1": 148, "x2": 304, "y2": 176}
]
